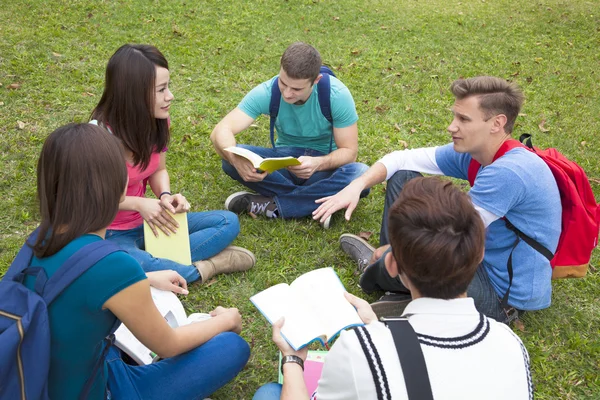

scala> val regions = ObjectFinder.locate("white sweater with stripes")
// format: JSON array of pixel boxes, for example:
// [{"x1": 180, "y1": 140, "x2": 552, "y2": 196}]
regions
[{"x1": 313, "y1": 297, "x2": 532, "y2": 400}]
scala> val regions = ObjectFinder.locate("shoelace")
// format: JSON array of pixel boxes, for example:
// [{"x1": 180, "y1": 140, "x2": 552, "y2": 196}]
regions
[{"x1": 250, "y1": 200, "x2": 270, "y2": 215}]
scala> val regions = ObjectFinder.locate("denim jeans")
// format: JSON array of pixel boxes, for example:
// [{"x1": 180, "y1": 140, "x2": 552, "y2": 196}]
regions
[
  {"x1": 106, "y1": 332, "x2": 250, "y2": 400},
  {"x1": 106, "y1": 211, "x2": 240, "y2": 284},
  {"x1": 359, "y1": 170, "x2": 511, "y2": 324},
  {"x1": 252, "y1": 382, "x2": 283, "y2": 400},
  {"x1": 222, "y1": 145, "x2": 369, "y2": 218}
]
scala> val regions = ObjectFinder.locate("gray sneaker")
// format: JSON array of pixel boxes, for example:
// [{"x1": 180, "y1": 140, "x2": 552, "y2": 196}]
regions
[
  {"x1": 339, "y1": 233, "x2": 376, "y2": 273},
  {"x1": 370, "y1": 292, "x2": 412, "y2": 319},
  {"x1": 225, "y1": 191, "x2": 278, "y2": 217}
]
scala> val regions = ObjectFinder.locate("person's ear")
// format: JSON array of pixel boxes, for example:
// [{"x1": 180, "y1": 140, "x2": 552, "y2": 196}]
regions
[
  {"x1": 491, "y1": 114, "x2": 507, "y2": 134},
  {"x1": 384, "y1": 251, "x2": 399, "y2": 278},
  {"x1": 313, "y1": 74, "x2": 323, "y2": 85}
]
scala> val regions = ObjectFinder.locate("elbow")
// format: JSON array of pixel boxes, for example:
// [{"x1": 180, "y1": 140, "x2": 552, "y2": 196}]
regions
[{"x1": 209, "y1": 127, "x2": 219, "y2": 145}]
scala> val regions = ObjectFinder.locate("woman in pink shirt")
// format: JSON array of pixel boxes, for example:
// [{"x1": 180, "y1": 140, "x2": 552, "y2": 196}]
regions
[{"x1": 91, "y1": 44, "x2": 255, "y2": 284}]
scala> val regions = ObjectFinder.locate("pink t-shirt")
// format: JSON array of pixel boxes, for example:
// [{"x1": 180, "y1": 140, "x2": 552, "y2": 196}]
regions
[{"x1": 109, "y1": 152, "x2": 161, "y2": 230}]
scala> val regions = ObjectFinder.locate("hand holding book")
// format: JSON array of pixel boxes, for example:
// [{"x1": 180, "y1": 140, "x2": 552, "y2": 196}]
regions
[{"x1": 250, "y1": 267, "x2": 364, "y2": 350}]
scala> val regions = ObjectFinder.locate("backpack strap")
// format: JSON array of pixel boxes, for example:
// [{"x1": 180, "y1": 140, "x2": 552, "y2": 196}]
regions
[
  {"x1": 467, "y1": 139, "x2": 524, "y2": 186},
  {"x1": 269, "y1": 67, "x2": 336, "y2": 153},
  {"x1": 269, "y1": 77, "x2": 282, "y2": 149},
  {"x1": 316, "y1": 71, "x2": 335, "y2": 154},
  {"x1": 41, "y1": 240, "x2": 122, "y2": 305},
  {"x1": 4, "y1": 227, "x2": 40, "y2": 281},
  {"x1": 383, "y1": 318, "x2": 434, "y2": 400}
]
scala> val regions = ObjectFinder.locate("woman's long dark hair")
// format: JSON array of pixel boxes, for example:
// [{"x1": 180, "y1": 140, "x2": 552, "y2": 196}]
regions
[
  {"x1": 34, "y1": 123, "x2": 128, "y2": 257},
  {"x1": 91, "y1": 44, "x2": 170, "y2": 170}
]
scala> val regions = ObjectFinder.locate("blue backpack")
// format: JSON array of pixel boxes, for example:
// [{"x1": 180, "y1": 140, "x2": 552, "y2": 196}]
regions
[
  {"x1": 269, "y1": 65, "x2": 337, "y2": 153},
  {"x1": 0, "y1": 229, "x2": 122, "y2": 400}
]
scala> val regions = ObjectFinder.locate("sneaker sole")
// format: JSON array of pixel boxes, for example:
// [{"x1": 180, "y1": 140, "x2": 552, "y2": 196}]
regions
[
  {"x1": 370, "y1": 299, "x2": 412, "y2": 319},
  {"x1": 224, "y1": 191, "x2": 253, "y2": 212}
]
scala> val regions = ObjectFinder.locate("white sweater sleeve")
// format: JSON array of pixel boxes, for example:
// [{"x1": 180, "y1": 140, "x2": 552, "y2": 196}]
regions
[{"x1": 378, "y1": 147, "x2": 443, "y2": 181}]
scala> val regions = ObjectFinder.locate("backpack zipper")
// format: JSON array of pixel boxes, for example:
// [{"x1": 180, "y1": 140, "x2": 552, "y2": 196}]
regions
[{"x1": 0, "y1": 310, "x2": 26, "y2": 400}]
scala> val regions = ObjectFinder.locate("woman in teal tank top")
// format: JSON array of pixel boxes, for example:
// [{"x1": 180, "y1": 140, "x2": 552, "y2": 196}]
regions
[{"x1": 30, "y1": 123, "x2": 249, "y2": 399}]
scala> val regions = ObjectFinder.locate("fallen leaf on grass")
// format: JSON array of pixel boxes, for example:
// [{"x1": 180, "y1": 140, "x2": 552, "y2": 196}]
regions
[
  {"x1": 333, "y1": 16, "x2": 340, "y2": 21},
  {"x1": 7, "y1": 83, "x2": 20, "y2": 90},
  {"x1": 513, "y1": 319, "x2": 525, "y2": 332},
  {"x1": 181, "y1": 134, "x2": 191, "y2": 143},
  {"x1": 538, "y1": 119, "x2": 549, "y2": 132},
  {"x1": 398, "y1": 140, "x2": 408, "y2": 148},
  {"x1": 410, "y1": 128, "x2": 416, "y2": 133},
  {"x1": 52, "y1": 52, "x2": 62, "y2": 57},
  {"x1": 0, "y1": 102, "x2": 4, "y2": 106},
  {"x1": 17, "y1": 121, "x2": 25, "y2": 130},
  {"x1": 588, "y1": 178, "x2": 600, "y2": 185},
  {"x1": 204, "y1": 278, "x2": 218, "y2": 287},
  {"x1": 581, "y1": 141, "x2": 586, "y2": 146},
  {"x1": 358, "y1": 231, "x2": 373, "y2": 240},
  {"x1": 82, "y1": 92, "x2": 95, "y2": 97},
  {"x1": 394, "y1": 123, "x2": 402, "y2": 132},
  {"x1": 248, "y1": 212, "x2": 258, "y2": 219}
]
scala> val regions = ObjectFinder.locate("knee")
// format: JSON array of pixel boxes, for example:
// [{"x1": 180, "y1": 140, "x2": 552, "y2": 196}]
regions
[
  {"x1": 386, "y1": 170, "x2": 422, "y2": 198},
  {"x1": 215, "y1": 332, "x2": 250, "y2": 366},
  {"x1": 222, "y1": 211, "x2": 241, "y2": 236},
  {"x1": 221, "y1": 159, "x2": 237, "y2": 178},
  {"x1": 345, "y1": 162, "x2": 369, "y2": 179},
  {"x1": 253, "y1": 382, "x2": 282, "y2": 400}
]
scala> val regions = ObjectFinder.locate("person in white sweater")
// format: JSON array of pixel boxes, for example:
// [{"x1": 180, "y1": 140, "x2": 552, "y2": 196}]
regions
[{"x1": 254, "y1": 177, "x2": 532, "y2": 400}]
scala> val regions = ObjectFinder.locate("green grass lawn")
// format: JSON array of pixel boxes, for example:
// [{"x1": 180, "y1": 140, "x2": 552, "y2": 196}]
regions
[{"x1": 1, "y1": 0, "x2": 599, "y2": 398}]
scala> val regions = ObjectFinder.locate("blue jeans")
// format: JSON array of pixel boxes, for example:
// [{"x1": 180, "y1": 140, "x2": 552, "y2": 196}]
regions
[
  {"x1": 253, "y1": 382, "x2": 282, "y2": 400},
  {"x1": 106, "y1": 211, "x2": 240, "y2": 284},
  {"x1": 222, "y1": 145, "x2": 369, "y2": 218},
  {"x1": 359, "y1": 170, "x2": 511, "y2": 323},
  {"x1": 106, "y1": 332, "x2": 250, "y2": 400}
]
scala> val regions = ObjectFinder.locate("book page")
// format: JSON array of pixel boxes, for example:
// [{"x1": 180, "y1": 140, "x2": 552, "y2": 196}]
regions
[
  {"x1": 224, "y1": 146, "x2": 264, "y2": 168},
  {"x1": 143, "y1": 212, "x2": 192, "y2": 265},
  {"x1": 250, "y1": 283, "x2": 322, "y2": 350},
  {"x1": 259, "y1": 157, "x2": 301, "y2": 173},
  {"x1": 114, "y1": 288, "x2": 188, "y2": 365},
  {"x1": 289, "y1": 268, "x2": 363, "y2": 342}
]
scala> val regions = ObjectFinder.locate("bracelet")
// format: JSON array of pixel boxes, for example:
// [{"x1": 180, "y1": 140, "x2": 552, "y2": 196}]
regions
[
  {"x1": 159, "y1": 191, "x2": 172, "y2": 199},
  {"x1": 281, "y1": 355, "x2": 304, "y2": 375}
]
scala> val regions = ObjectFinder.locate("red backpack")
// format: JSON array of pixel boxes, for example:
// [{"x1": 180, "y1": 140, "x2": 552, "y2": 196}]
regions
[{"x1": 468, "y1": 134, "x2": 600, "y2": 279}]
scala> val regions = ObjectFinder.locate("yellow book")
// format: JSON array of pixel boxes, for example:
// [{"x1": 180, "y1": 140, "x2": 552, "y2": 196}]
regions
[
  {"x1": 224, "y1": 146, "x2": 301, "y2": 173},
  {"x1": 143, "y1": 212, "x2": 192, "y2": 265}
]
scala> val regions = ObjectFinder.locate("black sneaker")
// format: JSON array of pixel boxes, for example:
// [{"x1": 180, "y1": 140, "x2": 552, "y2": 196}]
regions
[
  {"x1": 339, "y1": 233, "x2": 376, "y2": 273},
  {"x1": 370, "y1": 292, "x2": 412, "y2": 319},
  {"x1": 225, "y1": 191, "x2": 278, "y2": 217}
]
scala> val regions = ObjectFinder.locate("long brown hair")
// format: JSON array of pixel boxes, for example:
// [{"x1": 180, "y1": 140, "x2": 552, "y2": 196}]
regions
[
  {"x1": 91, "y1": 44, "x2": 170, "y2": 170},
  {"x1": 388, "y1": 177, "x2": 485, "y2": 299},
  {"x1": 34, "y1": 123, "x2": 128, "y2": 257}
]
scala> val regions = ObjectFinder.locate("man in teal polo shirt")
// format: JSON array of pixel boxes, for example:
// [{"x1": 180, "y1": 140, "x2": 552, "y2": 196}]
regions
[{"x1": 210, "y1": 42, "x2": 368, "y2": 228}]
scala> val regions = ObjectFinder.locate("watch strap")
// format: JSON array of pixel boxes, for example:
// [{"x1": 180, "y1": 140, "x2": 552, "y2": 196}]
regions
[{"x1": 280, "y1": 354, "x2": 304, "y2": 375}]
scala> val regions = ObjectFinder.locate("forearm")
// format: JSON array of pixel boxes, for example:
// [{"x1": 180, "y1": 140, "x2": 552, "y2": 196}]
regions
[
  {"x1": 350, "y1": 162, "x2": 388, "y2": 191},
  {"x1": 156, "y1": 314, "x2": 235, "y2": 358},
  {"x1": 119, "y1": 195, "x2": 142, "y2": 212},
  {"x1": 316, "y1": 147, "x2": 357, "y2": 171},
  {"x1": 148, "y1": 168, "x2": 171, "y2": 197},
  {"x1": 210, "y1": 126, "x2": 237, "y2": 160},
  {"x1": 281, "y1": 363, "x2": 310, "y2": 400}
]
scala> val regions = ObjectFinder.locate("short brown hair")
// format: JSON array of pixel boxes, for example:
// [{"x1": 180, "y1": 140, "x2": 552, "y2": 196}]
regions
[
  {"x1": 34, "y1": 123, "x2": 128, "y2": 257},
  {"x1": 451, "y1": 76, "x2": 524, "y2": 133},
  {"x1": 388, "y1": 177, "x2": 485, "y2": 299},
  {"x1": 280, "y1": 42, "x2": 321, "y2": 82}
]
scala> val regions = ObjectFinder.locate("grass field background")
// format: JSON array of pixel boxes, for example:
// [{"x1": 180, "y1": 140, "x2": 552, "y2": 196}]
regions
[{"x1": 1, "y1": 0, "x2": 599, "y2": 398}]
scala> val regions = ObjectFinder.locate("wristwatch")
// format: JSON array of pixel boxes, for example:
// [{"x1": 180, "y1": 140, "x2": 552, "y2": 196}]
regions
[{"x1": 281, "y1": 355, "x2": 304, "y2": 375}]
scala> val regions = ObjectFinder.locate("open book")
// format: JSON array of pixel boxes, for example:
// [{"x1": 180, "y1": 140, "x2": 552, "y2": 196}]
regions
[
  {"x1": 278, "y1": 350, "x2": 328, "y2": 396},
  {"x1": 143, "y1": 211, "x2": 192, "y2": 265},
  {"x1": 114, "y1": 287, "x2": 211, "y2": 365},
  {"x1": 224, "y1": 146, "x2": 301, "y2": 173},
  {"x1": 250, "y1": 267, "x2": 363, "y2": 350}
]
